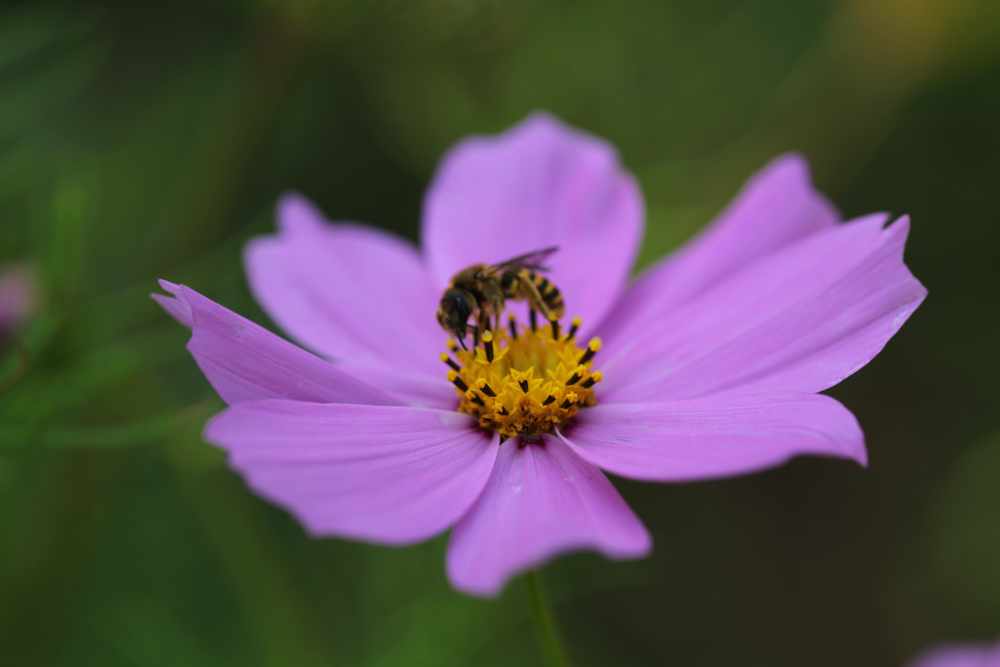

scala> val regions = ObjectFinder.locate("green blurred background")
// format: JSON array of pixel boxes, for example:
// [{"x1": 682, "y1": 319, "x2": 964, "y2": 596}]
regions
[{"x1": 1, "y1": 0, "x2": 999, "y2": 665}]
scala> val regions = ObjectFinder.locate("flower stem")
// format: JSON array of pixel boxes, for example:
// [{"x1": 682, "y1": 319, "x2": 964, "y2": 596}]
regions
[
  {"x1": 0, "y1": 335, "x2": 31, "y2": 396},
  {"x1": 524, "y1": 569, "x2": 572, "y2": 667}
]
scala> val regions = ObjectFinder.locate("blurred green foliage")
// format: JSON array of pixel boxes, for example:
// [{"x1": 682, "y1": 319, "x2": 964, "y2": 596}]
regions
[{"x1": 1, "y1": 0, "x2": 999, "y2": 665}]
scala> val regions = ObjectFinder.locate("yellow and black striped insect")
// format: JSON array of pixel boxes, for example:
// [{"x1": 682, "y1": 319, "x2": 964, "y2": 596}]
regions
[{"x1": 436, "y1": 247, "x2": 564, "y2": 348}]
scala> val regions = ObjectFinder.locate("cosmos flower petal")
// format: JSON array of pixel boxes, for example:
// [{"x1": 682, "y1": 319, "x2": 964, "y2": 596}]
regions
[
  {"x1": 205, "y1": 401, "x2": 499, "y2": 545},
  {"x1": 154, "y1": 281, "x2": 399, "y2": 406},
  {"x1": 557, "y1": 393, "x2": 865, "y2": 483},
  {"x1": 244, "y1": 193, "x2": 444, "y2": 376},
  {"x1": 335, "y1": 360, "x2": 456, "y2": 410},
  {"x1": 446, "y1": 435, "x2": 651, "y2": 597},
  {"x1": 601, "y1": 214, "x2": 926, "y2": 402},
  {"x1": 0, "y1": 263, "x2": 40, "y2": 334},
  {"x1": 906, "y1": 641, "x2": 1000, "y2": 667},
  {"x1": 422, "y1": 113, "x2": 644, "y2": 334},
  {"x1": 598, "y1": 154, "x2": 837, "y2": 341}
]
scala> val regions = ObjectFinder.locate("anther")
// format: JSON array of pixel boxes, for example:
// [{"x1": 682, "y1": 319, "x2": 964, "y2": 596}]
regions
[
  {"x1": 542, "y1": 395, "x2": 556, "y2": 406},
  {"x1": 559, "y1": 391, "x2": 579, "y2": 409},
  {"x1": 494, "y1": 404, "x2": 509, "y2": 416},
  {"x1": 508, "y1": 315, "x2": 518, "y2": 340},
  {"x1": 565, "y1": 364, "x2": 586, "y2": 386},
  {"x1": 550, "y1": 319, "x2": 560, "y2": 340},
  {"x1": 529, "y1": 309, "x2": 538, "y2": 332},
  {"x1": 567, "y1": 316, "x2": 582, "y2": 340},
  {"x1": 578, "y1": 337, "x2": 603, "y2": 365},
  {"x1": 440, "y1": 352, "x2": 461, "y2": 372},
  {"x1": 482, "y1": 330, "x2": 494, "y2": 363},
  {"x1": 517, "y1": 373, "x2": 530, "y2": 393},
  {"x1": 580, "y1": 371, "x2": 603, "y2": 388},
  {"x1": 465, "y1": 390, "x2": 486, "y2": 407},
  {"x1": 447, "y1": 370, "x2": 469, "y2": 392},
  {"x1": 446, "y1": 339, "x2": 458, "y2": 351},
  {"x1": 476, "y1": 378, "x2": 497, "y2": 397}
]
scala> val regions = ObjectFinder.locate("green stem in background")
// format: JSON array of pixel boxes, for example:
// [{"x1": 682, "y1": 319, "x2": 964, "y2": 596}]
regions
[
  {"x1": 525, "y1": 569, "x2": 572, "y2": 667},
  {"x1": 0, "y1": 335, "x2": 31, "y2": 396}
]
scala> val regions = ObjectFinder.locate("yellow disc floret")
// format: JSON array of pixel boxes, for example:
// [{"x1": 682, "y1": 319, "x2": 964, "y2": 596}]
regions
[{"x1": 439, "y1": 315, "x2": 603, "y2": 439}]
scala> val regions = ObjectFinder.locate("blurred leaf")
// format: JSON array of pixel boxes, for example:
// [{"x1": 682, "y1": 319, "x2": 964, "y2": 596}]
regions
[{"x1": 930, "y1": 429, "x2": 1000, "y2": 627}]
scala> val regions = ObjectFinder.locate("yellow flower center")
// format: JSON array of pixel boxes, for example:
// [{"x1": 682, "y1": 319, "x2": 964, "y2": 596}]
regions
[{"x1": 440, "y1": 315, "x2": 602, "y2": 439}]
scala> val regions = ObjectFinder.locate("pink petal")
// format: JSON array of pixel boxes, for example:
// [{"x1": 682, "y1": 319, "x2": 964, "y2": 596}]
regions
[
  {"x1": 422, "y1": 113, "x2": 644, "y2": 334},
  {"x1": 558, "y1": 393, "x2": 865, "y2": 483},
  {"x1": 446, "y1": 435, "x2": 651, "y2": 597},
  {"x1": 153, "y1": 281, "x2": 398, "y2": 406},
  {"x1": 335, "y1": 360, "x2": 457, "y2": 410},
  {"x1": 151, "y1": 290, "x2": 192, "y2": 327},
  {"x1": 205, "y1": 401, "x2": 499, "y2": 545},
  {"x1": 244, "y1": 193, "x2": 445, "y2": 377},
  {"x1": 0, "y1": 263, "x2": 40, "y2": 332},
  {"x1": 597, "y1": 153, "x2": 838, "y2": 341},
  {"x1": 907, "y1": 642, "x2": 1000, "y2": 667},
  {"x1": 601, "y1": 214, "x2": 926, "y2": 402}
]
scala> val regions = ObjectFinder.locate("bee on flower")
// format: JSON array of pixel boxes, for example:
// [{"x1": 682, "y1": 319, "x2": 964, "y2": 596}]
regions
[{"x1": 155, "y1": 113, "x2": 926, "y2": 597}]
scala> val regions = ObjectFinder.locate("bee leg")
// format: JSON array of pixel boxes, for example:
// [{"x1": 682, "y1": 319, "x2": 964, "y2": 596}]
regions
[
  {"x1": 529, "y1": 308, "x2": 537, "y2": 332},
  {"x1": 479, "y1": 310, "x2": 492, "y2": 334},
  {"x1": 517, "y1": 277, "x2": 556, "y2": 322},
  {"x1": 471, "y1": 325, "x2": 480, "y2": 348}
]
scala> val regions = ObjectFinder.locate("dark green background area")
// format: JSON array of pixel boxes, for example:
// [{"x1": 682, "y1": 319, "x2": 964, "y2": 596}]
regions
[{"x1": 1, "y1": 1, "x2": 998, "y2": 665}]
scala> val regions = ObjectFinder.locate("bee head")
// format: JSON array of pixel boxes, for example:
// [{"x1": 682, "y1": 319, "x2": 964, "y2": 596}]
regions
[{"x1": 437, "y1": 288, "x2": 476, "y2": 346}]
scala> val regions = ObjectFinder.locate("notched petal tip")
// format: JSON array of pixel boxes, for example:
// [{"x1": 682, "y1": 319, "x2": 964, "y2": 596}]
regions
[
  {"x1": 561, "y1": 394, "x2": 869, "y2": 483},
  {"x1": 152, "y1": 280, "x2": 193, "y2": 328}
]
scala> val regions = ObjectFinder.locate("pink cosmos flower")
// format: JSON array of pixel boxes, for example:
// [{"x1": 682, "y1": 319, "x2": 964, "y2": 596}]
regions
[
  {"x1": 907, "y1": 639, "x2": 1000, "y2": 667},
  {"x1": 0, "y1": 262, "x2": 39, "y2": 340},
  {"x1": 154, "y1": 114, "x2": 926, "y2": 597}
]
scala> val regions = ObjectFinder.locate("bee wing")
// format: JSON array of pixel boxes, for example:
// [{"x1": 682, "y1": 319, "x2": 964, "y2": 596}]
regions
[{"x1": 488, "y1": 246, "x2": 559, "y2": 273}]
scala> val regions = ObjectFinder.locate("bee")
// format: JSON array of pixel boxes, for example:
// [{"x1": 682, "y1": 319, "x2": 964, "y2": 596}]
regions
[{"x1": 437, "y1": 247, "x2": 564, "y2": 347}]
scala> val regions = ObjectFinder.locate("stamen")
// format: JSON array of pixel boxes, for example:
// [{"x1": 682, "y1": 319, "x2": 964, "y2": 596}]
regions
[
  {"x1": 580, "y1": 371, "x2": 602, "y2": 388},
  {"x1": 472, "y1": 325, "x2": 480, "y2": 348},
  {"x1": 482, "y1": 330, "x2": 494, "y2": 363},
  {"x1": 441, "y1": 314, "x2": 603, "y2": 438},
  {"x1": 447, "y1": 370, "x2": 469, "y2": 392},
  {"x1": 578, "y1": 337, "x2": 602, "y2": 365},
  {"x1": 559, "y1": 391, "x2": 578, "y2": 409},
  {"x1": 565, "y1": 364, "x2": 586, "y2": 386},
  {"x1": 440, "y1": 352, "x2": 461, "y2": 372},
  {"x1": 529, "y1": 309, "x2": 538, "y2": 332},
  {"x1": 446, "y1": 339, "x2": 458, "y2": 351},
  {"x1": 567, "y1": 316, "x2": 582, "y2": 340}
]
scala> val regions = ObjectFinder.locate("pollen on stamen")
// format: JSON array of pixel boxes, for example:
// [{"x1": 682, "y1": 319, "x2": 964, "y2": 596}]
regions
[
  {"x1": 441, "y1": 314, "x2": 604, "y2": 439},
  {"x1": 482, "y1": 330, "x2": 494, "y2": 363},
  {"x1": 566, "y1": 316, "x2": 582, "y2": 340},
  {"x1": 578, "y1": 337, "x2": 602, "y2": 365},
  {"x1": 440, "y1": 352, "x2": 461, "y2": 372}
]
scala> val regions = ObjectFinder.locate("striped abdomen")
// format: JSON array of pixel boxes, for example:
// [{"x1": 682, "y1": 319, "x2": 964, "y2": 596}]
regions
[{"x1": 505, "y1": 268, "x2": 565, "y2": 320}]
